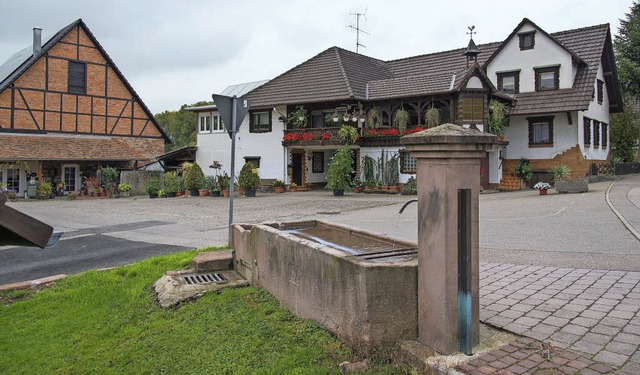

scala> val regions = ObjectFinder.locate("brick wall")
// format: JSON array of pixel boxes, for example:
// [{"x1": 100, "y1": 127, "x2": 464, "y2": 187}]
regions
[
  {"x1": 502, "y1": 145, "x2": 592, "y2": 178},
  {"x1": 0, "y1": 23, "x2": 164, "y2": 153}
]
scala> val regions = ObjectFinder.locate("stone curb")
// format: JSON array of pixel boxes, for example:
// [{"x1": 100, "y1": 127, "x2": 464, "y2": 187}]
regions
[
  {"x1": 0, "y1": 274, "x2": 66, "y2": 292},
  {"x1": 605, "y1": 177, "x2": 640, "y2": 241}
]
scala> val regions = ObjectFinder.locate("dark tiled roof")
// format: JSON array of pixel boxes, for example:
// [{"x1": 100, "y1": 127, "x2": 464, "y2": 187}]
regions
[
  {"x1": 0, "y1": 19, "x2": 171, "y2": 143},
  {"x1": 244, "y1": 47, "x2": 392, "y2": 107},
  {"x1": 368, "y1": 64, "x2": 496, "y2": 100},
  {"x1": 243, "y1": 20, "x2": 617, "y2": 114},
  {"x1": 0, "y1": 134, "x2": 149, "y2": 161}
]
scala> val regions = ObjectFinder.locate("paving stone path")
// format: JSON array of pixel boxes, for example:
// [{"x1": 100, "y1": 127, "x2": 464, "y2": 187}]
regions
[
  {"x1": 479, "y1": 263, "x2": 640, "y2": 373},
  {"x1": 459, "y1": 336, "x2": 625, "y2": 374}
]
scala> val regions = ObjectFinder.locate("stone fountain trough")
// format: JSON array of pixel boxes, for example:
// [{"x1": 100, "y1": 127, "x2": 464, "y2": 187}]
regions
[{"x1": 231, "y1": 220, "x2": 418, "y2": 353}]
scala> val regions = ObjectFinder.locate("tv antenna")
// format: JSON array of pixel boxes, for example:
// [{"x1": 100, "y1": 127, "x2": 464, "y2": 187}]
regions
[{"x1": 348, "y1": 9, "x2": 369, "y2": 54}]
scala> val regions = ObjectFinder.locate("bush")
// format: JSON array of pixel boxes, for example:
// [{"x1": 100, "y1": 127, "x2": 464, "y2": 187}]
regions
[
  {"x1": 325, "y1": 146, "x2": 353, "y2": 192},
  {"x1": 237, "y1": 162, "x2": 260, "y2": 190},
  {"x1": 163, "y1": 171, "x2": 178, "y2": 193},
  {"x1": 515, "y1": 158, "x2": 532, "y2": 182},
  {"x1": 205, "y1": 176, "x2": 218, "y2": 191},
  {"x1": 100, "y1": 167, "x2": 118, "y2": 190},
  {"x1": 37, "y1": 181, "x2": 53, "y2": 196},
  {"x1": 183, "y1": 162, "x2": 205, "y2": 190},
  {"x1": 145, "y1": 178, "x2": 160, "y2": 195},
  {"x1": 118, "y1": 183, "x2": 132, "y2": 192}
]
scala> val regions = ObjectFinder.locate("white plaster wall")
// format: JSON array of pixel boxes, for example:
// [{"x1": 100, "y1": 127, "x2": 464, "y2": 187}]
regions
[
  {"x1": 487, "y1": 23, "x2": 575, "y2": 92},
  {"x1": 195, "y1": 105, "x2": 287, "y2": 181},
  {"x1": 305, "y1": 148, "x2": 335, "y2": 184},
  {"x1": 503, "y1": 112, "x2": 578, "y2": 160},
  {"x1": 578, "y1": 62, "x2": 610, "y2": 161},
  {"x1": 488, "y1": 149, "x2": 503, "y2": 184}
]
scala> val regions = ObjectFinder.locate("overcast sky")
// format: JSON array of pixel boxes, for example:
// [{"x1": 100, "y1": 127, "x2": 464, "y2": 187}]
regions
[{"x1": 0, "y1": 0, "x2": 634, "y2": 114}]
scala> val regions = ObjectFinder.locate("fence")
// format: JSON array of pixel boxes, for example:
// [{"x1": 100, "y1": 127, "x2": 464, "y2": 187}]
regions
[{"x1": 590, "y1": 162, "x2": 640, "y2": 176}]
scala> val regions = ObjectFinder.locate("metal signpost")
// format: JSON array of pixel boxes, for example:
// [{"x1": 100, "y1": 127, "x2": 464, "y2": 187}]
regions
[{"x1": 211, "y1": 94, "x2": 251, "y2": 243}]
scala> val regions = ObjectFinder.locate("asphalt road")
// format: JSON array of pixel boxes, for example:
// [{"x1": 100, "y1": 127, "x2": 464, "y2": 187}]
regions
[{"x1": 1, "y1": 176, "x2": 638, "y2": 284}]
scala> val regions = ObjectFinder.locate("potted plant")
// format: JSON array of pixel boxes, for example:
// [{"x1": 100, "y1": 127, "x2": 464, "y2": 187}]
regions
[
  {"x1": 238, "y1": 162, "x2": 261, "y2": 197},
  {"x1": 145, "y1": 177, "x2": 160, "y2": 198},
  {"x1": 325, "y1": 147, "x2": 353, "y2": 196},
  {"x1": 425, "y1": 106, "x2": 441, "y2": 128},
  {"x1": 118, "y1": 183, "x2": 132, "y2": 197},
  {"x1": 289, "y1": 106, "x2": 307, "y2": 128},
  {"x1": 37, "y1": 181, "x2": 53, "y2": 199},
  {"x1": 205, "y1": 176, "x2": 219, "y2": 197},
  {"x1": 488, "y1": 100, "x2": 508, "y2": 138},
  {"x1": 366, "y1": 107, "x2": 380, "y2": 129},
  {"x1": 157, "y1": 189, "x2": 167, "y2": 198},
  {"x1": 163, "y1": 171, "x2": 178, "y2": 197},
  {"x1": 552, "y1": 164, "x2": 588, "y2": 193},
  {"x1": 352, "y1": 178, "x2": 363, "y2": 193},
  {"x1": 175, "y1": 176, "x2": 184, "y2": 197},
  {"x1": 288, "y1": 182, "x2": 298, "y2": 192},
  {"x1": 393, "y1": 106, "x2": 410, "y2": 134},
  {"x1": 218, "y1": 174, "x2": 231, "y2": 197},
  {"x1": 515, "y1": 158, "x2": 532, "y2": 189},
  {"x1": 183, "y1": 162, "x2": 205, "y2": 196},
  {"x1": 273, "y1": 179, "x2": 285, "y2": 193},
  {"x1": 533, "y1": 182, "x2": 552, "y2": 195}
]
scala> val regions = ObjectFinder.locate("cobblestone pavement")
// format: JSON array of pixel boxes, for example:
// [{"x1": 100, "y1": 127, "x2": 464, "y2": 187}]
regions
[
  {"x1": 480, "y1": 263, "x2": 640, "y2": 373},
  {"x1": 460, "y1": 336, "x2": 629, "y2": 374}
]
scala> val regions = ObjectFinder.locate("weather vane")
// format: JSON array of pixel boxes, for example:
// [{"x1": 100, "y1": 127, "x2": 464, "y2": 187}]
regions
[{"x1": 467, "y1": 25, "x2": 476, "y2": 39}]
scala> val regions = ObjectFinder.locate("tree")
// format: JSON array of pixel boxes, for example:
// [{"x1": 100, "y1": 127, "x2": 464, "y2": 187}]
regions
[
  {"x1": 615, "y1": 2, "x2": 640, "y2": 97},
  {"x1": 155, "y1": 101, "x2": 211, "y2": 152},
  {"x1": 611, "y1": 96, "x2": 640, "y2": 162},
  {"x1": 613, "y1": 3, "x2": 640, "y2": 161}
]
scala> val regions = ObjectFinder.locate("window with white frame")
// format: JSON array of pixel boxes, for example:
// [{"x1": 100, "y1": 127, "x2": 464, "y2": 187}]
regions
[
  {"x1": 5, "y1": 168, "x2": 20, "y2": 192},
  {"x1": 199, "y1": 114, "x2": 211, "y2": 133},
  {"x1": 212, "y1": 115, "x2": 224, "y2": 132},
  {"x1": 400, "y1": 150, "x2": 417, "y2": 174}
]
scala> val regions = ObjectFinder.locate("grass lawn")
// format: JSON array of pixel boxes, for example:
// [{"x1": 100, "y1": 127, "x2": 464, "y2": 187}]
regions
[{"x1": 0, "y1": 249, "x2": 412, "y2": 374}]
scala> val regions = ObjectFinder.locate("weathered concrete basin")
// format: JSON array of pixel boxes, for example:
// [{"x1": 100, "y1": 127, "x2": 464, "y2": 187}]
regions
[{"x1": 231, "y1": 220, "x2": 418, "y2": 353}]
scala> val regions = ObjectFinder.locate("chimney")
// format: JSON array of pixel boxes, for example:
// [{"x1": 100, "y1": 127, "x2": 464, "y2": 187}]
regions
[{"x1": 33, "y1": 27, "x2": 42, "y2": 56}]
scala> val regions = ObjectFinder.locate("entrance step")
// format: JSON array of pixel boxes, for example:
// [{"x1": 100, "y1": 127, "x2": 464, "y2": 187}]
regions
[{"x1": 498, "y1": 175, "x2": 521, "y2": 191}]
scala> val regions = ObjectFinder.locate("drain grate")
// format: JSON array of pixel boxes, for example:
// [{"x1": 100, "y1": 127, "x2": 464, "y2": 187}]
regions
[{"x1": 180, "y1": 273, "x2": 227, "y2": 285}]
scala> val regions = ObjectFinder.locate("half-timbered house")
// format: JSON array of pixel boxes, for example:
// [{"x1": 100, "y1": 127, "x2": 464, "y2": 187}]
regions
[{"x1": 0, "y1": 19, "x2": 169, "y2": 195}]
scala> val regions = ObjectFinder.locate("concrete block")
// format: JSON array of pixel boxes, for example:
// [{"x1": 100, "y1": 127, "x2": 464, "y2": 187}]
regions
[{"x1": 192, "y1": 250, "x2": 233, "y2": 272}]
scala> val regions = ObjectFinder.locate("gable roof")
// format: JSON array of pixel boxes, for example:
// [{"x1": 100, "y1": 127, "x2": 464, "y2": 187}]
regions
[
  {"x1": 483, "y1": 18, "x2": 585, "y2": 69},
  {"x1": 507, "y1": 23, "x2": 622, "y2": 115},
  {"x1": 0, "y1": 19, "x2": 172, "y2": 143}
]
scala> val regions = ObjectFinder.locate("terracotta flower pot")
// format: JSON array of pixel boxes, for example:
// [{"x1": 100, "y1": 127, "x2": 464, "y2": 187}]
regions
[
  {"x1": 198, "y1": 189, "x2": 209, "y2": 197},
  {"x1": 539, "y1": 189, "x2": 548, "y2": 195},
  {"x1": 222, "y1": 190, "x2": 230, "y2": 197},
  {"x1": 274, "y1": 186, "x2": 284, "y2": 193}
]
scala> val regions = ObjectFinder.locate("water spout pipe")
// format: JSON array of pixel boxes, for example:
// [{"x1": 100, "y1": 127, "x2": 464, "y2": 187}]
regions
[{"x1": 398, "y1": 198, "x2": 418, "y2": 214}]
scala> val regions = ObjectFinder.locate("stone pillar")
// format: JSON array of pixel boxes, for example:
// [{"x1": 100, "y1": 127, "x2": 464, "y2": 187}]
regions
[{"x1": 400, "y1": 124, "x2": 497, "y2": 354}]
